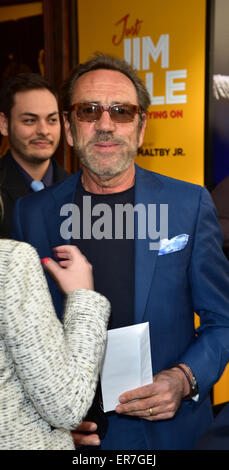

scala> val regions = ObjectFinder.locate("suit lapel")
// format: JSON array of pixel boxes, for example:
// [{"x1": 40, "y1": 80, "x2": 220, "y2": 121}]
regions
[
  {"x1": 134, "y1": 165, "x2": 164, "y2": 323},
  {"x1": 43, "y1": 170, "x2": 82, "y2": 249},
  {"x1": 41, "y1": 171, "x2": 81, "y2": 320}
]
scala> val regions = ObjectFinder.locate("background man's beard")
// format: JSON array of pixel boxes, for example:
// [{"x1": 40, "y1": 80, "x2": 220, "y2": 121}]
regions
[
  {"x1": 10, "y1": 146, "x2": 53, "y2": 164},
  {"x1": 9, "y1": 134, "x2": 56, "y2": 164}
]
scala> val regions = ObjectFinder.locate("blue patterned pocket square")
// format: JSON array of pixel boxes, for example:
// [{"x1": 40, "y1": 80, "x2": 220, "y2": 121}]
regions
[{"x1": 158, "y1": 234, "x2": 189, "y2": 256}]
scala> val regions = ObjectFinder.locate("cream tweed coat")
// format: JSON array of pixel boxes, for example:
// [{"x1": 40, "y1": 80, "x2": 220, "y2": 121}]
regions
[{"x1": 0, "y1": 240, "x2": 110, "y2": 450}]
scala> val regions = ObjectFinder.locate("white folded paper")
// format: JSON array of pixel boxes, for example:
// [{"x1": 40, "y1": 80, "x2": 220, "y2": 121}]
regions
[{"x1": 100, "y1": 322, "x2": 153, "y2": 412}]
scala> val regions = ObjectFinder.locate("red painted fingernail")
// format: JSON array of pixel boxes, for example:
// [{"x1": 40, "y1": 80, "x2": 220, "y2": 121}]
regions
[{"x1": 41, "y1": 257, "x2": 50, "y2": 264}]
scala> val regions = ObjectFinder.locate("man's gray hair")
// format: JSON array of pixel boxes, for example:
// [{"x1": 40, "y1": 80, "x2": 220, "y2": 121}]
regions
[{"x1": 61, "y1": 52, "x2": 151, "y2": 129}]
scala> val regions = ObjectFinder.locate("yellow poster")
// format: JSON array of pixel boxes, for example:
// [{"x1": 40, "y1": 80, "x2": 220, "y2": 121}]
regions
[{"x1": 77, "y1": 0, "x2": 206, "y2": 185}]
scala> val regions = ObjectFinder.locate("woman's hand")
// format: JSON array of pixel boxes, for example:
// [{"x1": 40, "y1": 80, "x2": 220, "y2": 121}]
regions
[{"x1": 41, "y1": 245, "x2": 94, "y2": 294}]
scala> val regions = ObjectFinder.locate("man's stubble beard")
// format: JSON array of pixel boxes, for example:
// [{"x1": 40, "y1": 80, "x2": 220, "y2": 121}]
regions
[
  {"x1": 71, "y1": 129, "x2": 139, "y2": 178},
  {"x1": 9, "y1": 133, "x2": 57, "y2": 165}
]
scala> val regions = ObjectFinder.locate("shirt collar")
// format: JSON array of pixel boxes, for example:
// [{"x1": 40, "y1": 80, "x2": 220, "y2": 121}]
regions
[{"x1": 10, "y1": 154, "x2": 54, "y2": 188}]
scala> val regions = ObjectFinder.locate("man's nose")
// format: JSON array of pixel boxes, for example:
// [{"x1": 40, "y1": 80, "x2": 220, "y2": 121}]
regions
[
  {"x1": 94, "y1": 109, "x2": 116, "y2": 132},
  {"x1": 36, "y1": 119, "x2": 50, "y2": 135}
]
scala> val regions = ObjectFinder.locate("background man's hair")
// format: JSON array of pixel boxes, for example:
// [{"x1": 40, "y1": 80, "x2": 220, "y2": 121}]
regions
[{"x1": 0, "y1": 73, "x2": 58, "y2": 119}]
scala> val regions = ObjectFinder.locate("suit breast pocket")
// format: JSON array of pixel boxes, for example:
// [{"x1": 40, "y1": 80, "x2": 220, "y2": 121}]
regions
[{"x1": 156, "y1": 247, "x2": 190, "y2": 269}]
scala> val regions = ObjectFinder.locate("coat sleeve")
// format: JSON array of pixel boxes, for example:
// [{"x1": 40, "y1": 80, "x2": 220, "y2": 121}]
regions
[
  {"x1": 180, "y1": 187, "x2": 229, "y2": 401},
  {"x1": 2, "y1": 242, "x2": 110, "y2": 429}
]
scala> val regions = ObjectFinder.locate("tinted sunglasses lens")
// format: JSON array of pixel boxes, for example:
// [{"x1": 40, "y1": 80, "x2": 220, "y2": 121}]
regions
[
  {"x1": 110, "y1": 105, "x2": 137, "y2": 122},
  {"x1": 74, "y1": 103, "x2": 138, "y2": 122},
  {"x1": 77, "y1": 104, "x2": 101, "y2": 121}
]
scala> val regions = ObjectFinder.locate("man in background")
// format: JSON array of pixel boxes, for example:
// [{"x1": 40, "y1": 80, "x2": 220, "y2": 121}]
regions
[{"x1": 0, "y1": 73, "x2": 69, "y2": 237}]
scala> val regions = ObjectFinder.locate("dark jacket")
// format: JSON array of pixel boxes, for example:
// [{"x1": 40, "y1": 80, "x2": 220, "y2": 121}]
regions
[
  {"x1": 0, "y1": 150, "x2": 70, "y2": 237},
  {"x1": 196, "y1": 402, "x2": 229, "y2": 449},
  {"x1": 211, "y1": 175, "x2": 229, "y2": 259}
]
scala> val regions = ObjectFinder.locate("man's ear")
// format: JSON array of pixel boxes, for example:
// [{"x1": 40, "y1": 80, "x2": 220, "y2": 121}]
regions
[
  {"x1": 137, "y1": 114, "x2": 147, "y2": 148},
  {"x1": 63, "y1": 113, "x2": 74, "y2": 147},
  {"x1": 0, "y1": 113, "x2": 9, "y2": 136}
]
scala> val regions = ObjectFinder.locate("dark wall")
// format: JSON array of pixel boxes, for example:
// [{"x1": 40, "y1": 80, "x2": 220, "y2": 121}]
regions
[{"x1": 0, "y1": 15, "x2": 43, "y2": 82}]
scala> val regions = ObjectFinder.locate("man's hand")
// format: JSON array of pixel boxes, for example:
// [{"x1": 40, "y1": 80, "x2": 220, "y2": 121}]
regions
[
  {"x1": 71, "y1": 421, "x2": 100, "y2": 447},
  {"x1": 115, "y1": 365, "x2": 191, "y2": 421}
]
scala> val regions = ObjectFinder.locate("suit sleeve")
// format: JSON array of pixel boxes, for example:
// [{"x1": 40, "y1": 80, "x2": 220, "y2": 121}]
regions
[
  {"x1": 181, "y1": 187, "x2": 229, "y2": 401},
  {"x1": 2, "y1": 242, "x2": 110, "y2": 429}
]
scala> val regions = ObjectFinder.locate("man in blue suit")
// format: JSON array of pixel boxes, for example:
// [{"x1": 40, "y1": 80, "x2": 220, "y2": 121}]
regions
[{"x1": 12, "y1": 53, "x2": 229, "y2": 450}]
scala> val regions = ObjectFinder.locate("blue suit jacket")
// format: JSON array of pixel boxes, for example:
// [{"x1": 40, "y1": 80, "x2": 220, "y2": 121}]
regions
[
  {"x1": 12, "y1": 164, "x2": 229, "y2": 449},
  {"x1": 196, "y1": 402, "x2": 229, "y2": 449}
]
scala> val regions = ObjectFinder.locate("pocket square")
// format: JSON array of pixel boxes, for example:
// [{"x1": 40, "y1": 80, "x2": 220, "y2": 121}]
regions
[{"x1": 158, "y1": 234, "x2": 189, "y2": 255}]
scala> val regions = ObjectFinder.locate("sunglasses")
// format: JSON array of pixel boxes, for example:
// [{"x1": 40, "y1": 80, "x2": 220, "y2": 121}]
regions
[{"x1": 68, "y1": 102, "x2": 141, "y2": 123}]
